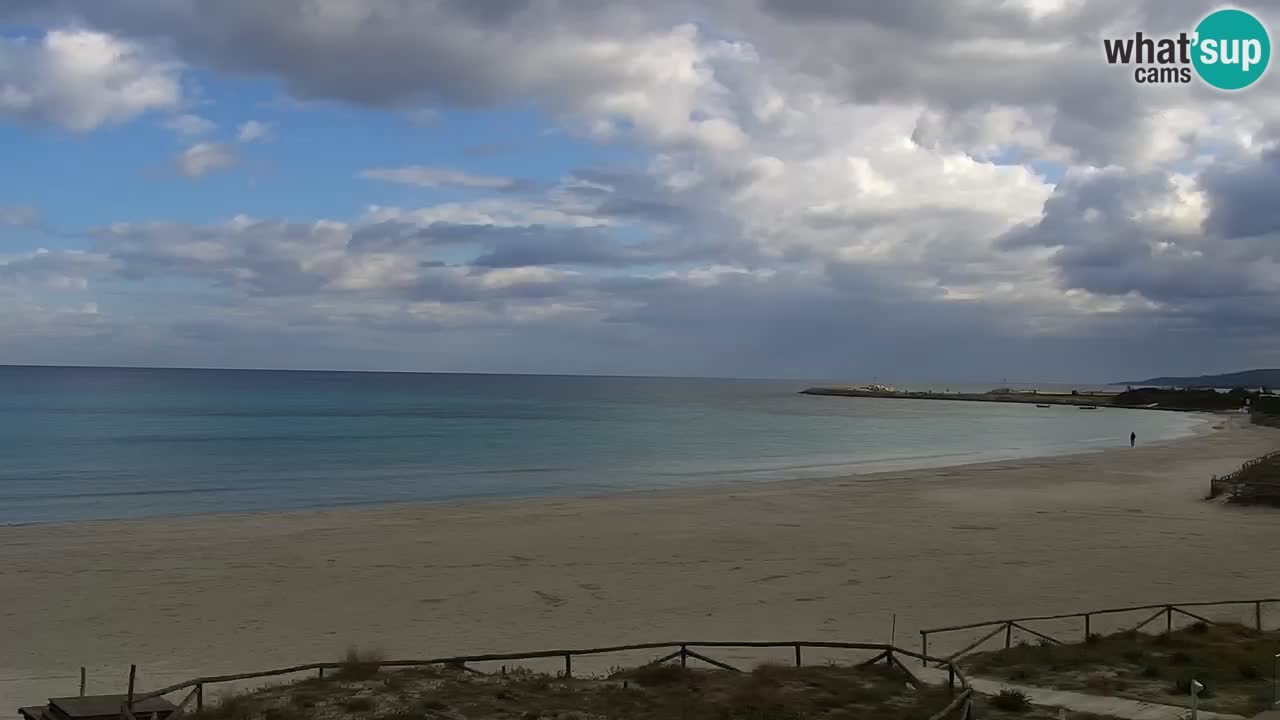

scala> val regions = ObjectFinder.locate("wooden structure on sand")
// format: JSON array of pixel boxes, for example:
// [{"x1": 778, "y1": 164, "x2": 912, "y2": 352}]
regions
[{"x1": 19, "y1": 696, "x2": 175, "y2": 720}]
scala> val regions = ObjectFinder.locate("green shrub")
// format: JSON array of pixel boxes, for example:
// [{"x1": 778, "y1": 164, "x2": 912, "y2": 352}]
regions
[
  {"x1": 334, "y1": 647, "x2": 385, "y2": 681},
  {"x1": 990, "y1": 689, "x2": 1031, "y2": 712}
]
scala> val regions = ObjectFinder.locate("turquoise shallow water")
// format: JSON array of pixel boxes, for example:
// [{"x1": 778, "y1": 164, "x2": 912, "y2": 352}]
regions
[{"x1": 0, "y1": 366, "x2": 1205, "y2": 524}]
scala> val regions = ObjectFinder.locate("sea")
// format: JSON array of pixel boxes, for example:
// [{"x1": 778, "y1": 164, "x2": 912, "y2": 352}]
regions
[{"x1": 0, "y1": 365, "x2": 1208, "y2": 525}]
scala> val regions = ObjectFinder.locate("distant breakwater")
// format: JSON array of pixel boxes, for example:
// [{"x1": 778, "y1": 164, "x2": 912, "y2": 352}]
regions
[{"x1": 798, "y1": 387, "x2": 1213, "y2": 412}]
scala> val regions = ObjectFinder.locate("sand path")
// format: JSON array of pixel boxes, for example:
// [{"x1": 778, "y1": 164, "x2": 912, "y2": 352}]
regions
[{"x1": 2, "y1": 416, "x2": 1278, "y2": 709}]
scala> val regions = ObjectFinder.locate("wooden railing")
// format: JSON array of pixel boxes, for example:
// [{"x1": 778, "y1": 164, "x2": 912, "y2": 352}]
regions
[
  {"x1": 919, "y1": 598, "x2": 1278, "y2": 666},
  {"x1": 120, "y1": 641, "x2": 974, "y2": 720},
  {"x1": 1208, "y1": 450, "x2": 1280, "y2": 500}
]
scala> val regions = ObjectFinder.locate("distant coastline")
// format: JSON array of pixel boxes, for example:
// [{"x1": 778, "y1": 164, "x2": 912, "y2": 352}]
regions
[
  {"x1": 799, "y1": 386, "x2": 1227, "y2": 413},
  {"x1": 1115, "y1": 368, "x2": 1280, "y2": 389}
]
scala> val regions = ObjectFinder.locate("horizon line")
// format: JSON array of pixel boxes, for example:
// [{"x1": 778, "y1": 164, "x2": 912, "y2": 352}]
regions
[{"x1": 0, "y1": 362, "x2": 1118, "y2": 387}]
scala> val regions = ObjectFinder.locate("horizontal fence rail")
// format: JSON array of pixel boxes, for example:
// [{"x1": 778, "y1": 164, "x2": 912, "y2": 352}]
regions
[
  {"x1": 1208, "y1": 450, "x2": 1280, "y2": 499},
  {"x1": 118, "y1": 641, "x2": 973, "y2": 720},
  {"x1": 919, "y1": 598, "x2": 1278, "y2": 666}
]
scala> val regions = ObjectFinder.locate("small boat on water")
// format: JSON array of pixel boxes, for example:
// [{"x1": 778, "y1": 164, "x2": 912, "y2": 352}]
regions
[{"x1": 1036, "y1": 404, "x2": 1052, "y2": 408}]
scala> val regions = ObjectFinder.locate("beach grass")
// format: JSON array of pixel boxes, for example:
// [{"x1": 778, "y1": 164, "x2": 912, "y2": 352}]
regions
[{"x1": 963, "y1": 622, "x2": 1280, "y2": 715}]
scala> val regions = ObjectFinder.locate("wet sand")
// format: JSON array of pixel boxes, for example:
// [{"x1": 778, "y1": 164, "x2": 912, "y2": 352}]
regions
[{"x1": 2, "y1": 416, "x2": 1278, "y2": 708}]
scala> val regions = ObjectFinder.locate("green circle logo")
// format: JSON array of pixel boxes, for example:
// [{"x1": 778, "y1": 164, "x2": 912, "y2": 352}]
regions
[{"x1": 1192, "y1": 8, "x2": 1271, "y2": 90}]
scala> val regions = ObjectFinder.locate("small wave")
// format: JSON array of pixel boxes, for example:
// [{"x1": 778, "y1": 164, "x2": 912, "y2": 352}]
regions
[
  {"x1": 0, "y1": 485, "x2": 243, "y2": 502},
  {"x1": 649, "y1": 450, "x2": 987, "y2": 477},
  {"x1": 453, "y1": 466, "x2": 575, "y2": 476}
]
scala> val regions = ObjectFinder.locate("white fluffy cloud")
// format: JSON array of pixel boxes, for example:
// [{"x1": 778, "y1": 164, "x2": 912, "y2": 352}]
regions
[
  {"x1": 0, "y1": 29, "x2": 180, "y2": 131},
  {"x1": 174, "y1": 142, "x2": 236, "y2": 178},
  {"x1": 236, "y1": 120, "x2": 269, "y2": 143},
  {"x1": 361, "y1": 167, "x2": 518, "y2": 190},
  {"x1": 0, "y1": 206, "x2": 41, "y2": 228},
  {"x1": 165, "y1": 113, "x2": 215, "y2": 138}
]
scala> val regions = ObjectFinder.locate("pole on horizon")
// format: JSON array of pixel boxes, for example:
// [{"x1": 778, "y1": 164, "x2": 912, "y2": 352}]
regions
[
  {"x1": 1190, "y1": 679, "x2": 1203, "y2": 720},
  {"x1": 890, "y1": 614, "x2": 897, "y2": 647}
]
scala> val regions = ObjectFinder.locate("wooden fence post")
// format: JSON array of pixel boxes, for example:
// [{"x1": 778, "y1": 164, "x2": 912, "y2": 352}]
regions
[
  {"x1": 563, "y1": 654, "x2": 572, "y2": 678},
  {"x1": 1084, "y1": 614, "x2": 1091, "y2": 640},
  {"x1": 1005, "y1": 622, "x2": 1013, "y2": 649},
  {"x1": 126, "y1": 665, "x2": 137, "y2": 713},
  {"x1": 1166, "y1": 606, "x2": 1173, "y2": 634},
  {"x1": 196, "y1": 684, "x2": 203, "y2": 714},
  {"x1": 318, "y1": 667, "x2": 324, "y2": 680},
  {"x1": 921, "y1": 633, "x2": 928, "y2": 667},
  {"x1": 794, "y1": 645, "x2": 802, "y2": 667},
  {"x1": 948, "y1": 666, "x2": 956, "y2": 695},
  {"x1": 79, "y1": 667, "x2": 86, "y2": 697},
  {"x1": 1256, "y1": 601, "x2": 1263, "y2": 632},
  {"x1": 680, "y1": 645, "x2": 688, "y2": 668}
]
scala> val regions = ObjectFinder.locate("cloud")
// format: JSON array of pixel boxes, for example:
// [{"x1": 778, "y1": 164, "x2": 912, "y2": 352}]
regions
[
  {"x1": 0, "y1": 206, "x2": 41, "y2": 228},
  {"x1": 360, "y1": 166, "x2": 519, "y2": 190},
  {"x1": 0, "y1": 28, "x2": 180, "y2": 132},
  {"x1": 6, "y1": 0, "x2": 1280, "y2": 377},
  {"x1": 236, "y1": 119, "x2": 269, "y2": 143},
  {"x1": 998, "y1": 158, "x2": 1280, "y2": 336},
  {"x1": 406, "y1": 108, "x2": 439, "y2": 126},
  {"x1": 94, "y1": 214, "x2": 596, "y2": 301},
  {"x1": 0, "y1": 248, "x2": 115, "y2": 290},
  {"x1": 164, "y1": 113, "x2": 216, "y2": 138},
  {"x1": 1202, "y1": 146, "x2": 1280, "y2": 241},
  {"x1": 174, "y1": 142, "x2": 237, "y2": 178}
]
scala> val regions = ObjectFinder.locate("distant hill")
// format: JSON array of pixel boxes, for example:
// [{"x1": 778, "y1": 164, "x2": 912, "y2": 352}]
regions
[{"x1": 1116, "y1": 369, "x2": 1280, "y2": 388}]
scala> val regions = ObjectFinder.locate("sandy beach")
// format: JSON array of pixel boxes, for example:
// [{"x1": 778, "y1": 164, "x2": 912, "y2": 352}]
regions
[{"x1": 3, "y1": 416, "x2": 1279, "y2": 709}]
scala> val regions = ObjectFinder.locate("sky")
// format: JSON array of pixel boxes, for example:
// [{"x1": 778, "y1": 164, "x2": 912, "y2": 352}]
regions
[{"x1": 2, "y1": 0, "x2": 1280, "y2": 383}]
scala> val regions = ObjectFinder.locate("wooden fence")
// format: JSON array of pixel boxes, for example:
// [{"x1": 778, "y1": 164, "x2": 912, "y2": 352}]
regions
[
  {"x1": 1208, "y1": 450, "x2": 1280, "y2": 500},
  {"x1": 919, "y1": 598, "x2": 1278, "y2": 666},
  {"x1": 120, "y1": 641, "x2": 973, "y2": 720}
]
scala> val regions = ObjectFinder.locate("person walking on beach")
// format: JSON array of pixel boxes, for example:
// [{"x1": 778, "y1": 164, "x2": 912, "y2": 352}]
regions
[{"x1": 1130, "y1": 431, "x2": 1136, "y2": 447}]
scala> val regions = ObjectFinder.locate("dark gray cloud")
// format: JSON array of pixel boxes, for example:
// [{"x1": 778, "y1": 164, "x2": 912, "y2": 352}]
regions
[
  {"x1": 757, "y1": 0, "x2": 1045, "y2": 38},
  {"x1": 9, "y1": 0, "x2": 673, "y2": 109},
  {"x1": 564, "y1": 169, "x2": 706, "y2": 224},
  {"x1": 349, "y1": 220, "x2": 723, "y2": 268},
  {"x1": 1202, "y1": 147, "x2": 1280, "y2": 240},
  {"x1": 999, "y1": 156, "x2": 1280, "y2": 337}
]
